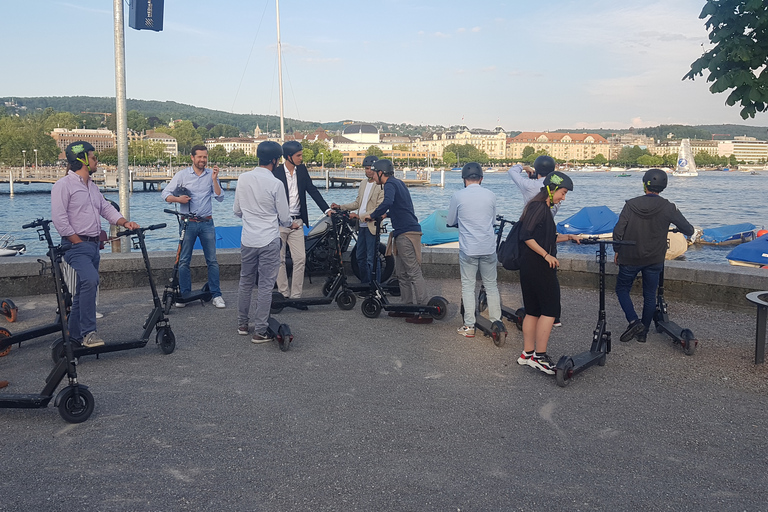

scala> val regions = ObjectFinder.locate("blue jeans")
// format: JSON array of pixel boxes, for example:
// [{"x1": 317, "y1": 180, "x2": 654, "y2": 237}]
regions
[
  {"x1": 615, "y1": 262, "x2": 663, "y2": 329},
  {"x1": 356, "y1": 227, "x2": 379, "y2": 284},
  {"x1": 459, "y1": 251, "x2": 502, "y2": 326},
  {"x1": 62, "y1": 240, "x2": 100, "y2": 340},
  {"x1": 179, "y1": 220, "x2": 221, "y2": 298}
]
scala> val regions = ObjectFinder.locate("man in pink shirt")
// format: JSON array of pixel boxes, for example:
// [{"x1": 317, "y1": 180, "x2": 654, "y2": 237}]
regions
[{"x1": 51, "y1": 141, "x2": 139, "y2": 347}]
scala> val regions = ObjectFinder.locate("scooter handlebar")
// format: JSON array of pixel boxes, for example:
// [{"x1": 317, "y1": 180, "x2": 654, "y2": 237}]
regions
[
  {"x1": 23, "y1": 218, "x2": 48, "y2": 229},
  {"x1": 579, "y1": 237, "x2": 635, "y2": 246},
  {"x1": 164, "y1": 209, "x2": 206, "y2": 222}
]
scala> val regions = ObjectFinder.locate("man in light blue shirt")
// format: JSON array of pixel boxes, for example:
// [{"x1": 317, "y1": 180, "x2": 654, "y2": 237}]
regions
[
  {"x1": 447, "y1": 162, "x2": 501, "y2": 337},
  {"x1": 507, "y1": 155, "x2": 560, "y2": 216},
  {"x1": 161, "y1": 144, "x2": 226, "y2": 308},
  {"x1": 234, "y1": 141, "x2": 294, "y2": 343}
]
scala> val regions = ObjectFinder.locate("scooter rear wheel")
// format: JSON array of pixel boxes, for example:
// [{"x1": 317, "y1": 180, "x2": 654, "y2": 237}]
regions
[
  {"x1": 681, "y1": 329, "x2": 697, "y2": 356},
  {"x1": 1, "y1": 299, "x2": 18, "y2": 323},
  {"x1": 427, "y1": 297, "x2": 449, "y2": 320},
  {"x1": 270, "y1": 291, "x2": 286, "y2": 315},
  {"x1": 157, "y1": 327, "x2": 176, "y2": 355},
  {"x1": 556, "y1": 359, "x2": 574, "y2": 388},
  {"x1": 361, "y1": 297, "x2": 382, "y2": 318},
  {"x1": 58, "y1": 387, "x2": 95, "y2": 423},
  {"x1": 0, "y1": 327, "x2": 11, "y2": 357},
  {"x1": 514, "y1": 308, "x2": 525, "y2": 331},
  {"x1": 51, "y1": 337, "x2": 65, "y2": 363},
  {"x1": 336, "y1": 290, "x2": 356, "y2": 311},
  {"x1": 491, "y1": 321, "x2": 507, "y2": 348}
]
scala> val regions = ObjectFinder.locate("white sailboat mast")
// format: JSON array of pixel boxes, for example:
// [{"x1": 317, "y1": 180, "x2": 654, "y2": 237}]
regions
[{"x1": 276, "y1": 0, "x2": 285, "y2": 142}]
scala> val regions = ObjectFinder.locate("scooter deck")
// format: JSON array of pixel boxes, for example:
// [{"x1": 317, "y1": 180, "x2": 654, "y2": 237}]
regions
[
  {"x1": 0, "y1": 394, "x2": 53, "y2": 408},
  {"x1": 1, "y1": 321, "x2": 62, "y2": 351}
]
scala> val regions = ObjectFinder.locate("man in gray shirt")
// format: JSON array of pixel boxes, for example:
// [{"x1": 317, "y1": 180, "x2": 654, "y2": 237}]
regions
[
  {"x1": 234, "y1": 141, "x2": 293, "y2": 343},
  {"x1": 447, "y1": 163, "x2": 501, "y2": 337}
]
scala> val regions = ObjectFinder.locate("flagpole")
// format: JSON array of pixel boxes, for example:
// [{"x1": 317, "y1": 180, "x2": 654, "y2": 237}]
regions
[{"x1": 276, "y1": 0, "x2": 285, "y2": 142}]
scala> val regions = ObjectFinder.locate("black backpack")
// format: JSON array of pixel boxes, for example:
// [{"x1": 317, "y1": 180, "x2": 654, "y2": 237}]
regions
[{"x1": 497, "y1": 221, "x2": 522, "y2": 271}]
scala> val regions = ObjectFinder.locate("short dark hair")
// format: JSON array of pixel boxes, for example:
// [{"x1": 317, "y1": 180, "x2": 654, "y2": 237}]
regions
[{"x1": 191, "y1": 144, "x2": 208, "y2": 156}]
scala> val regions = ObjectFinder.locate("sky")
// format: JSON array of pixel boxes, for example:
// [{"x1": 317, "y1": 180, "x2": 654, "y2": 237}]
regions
[{"x1": 3, "y1": 0, "x2": 767, "y2": 132}]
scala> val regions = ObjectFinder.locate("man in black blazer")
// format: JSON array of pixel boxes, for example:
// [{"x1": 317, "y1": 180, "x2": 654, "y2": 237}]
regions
[{"x1": 272, "y1": 141, "x2": 330, "y2": 298}]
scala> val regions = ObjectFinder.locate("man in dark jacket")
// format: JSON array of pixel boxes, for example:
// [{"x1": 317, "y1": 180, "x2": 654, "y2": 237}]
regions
[
  {"x1": 613, "y1": 169, "x2": 694, "y2": 343},
  {"x1": 272, "y1": 141, "x2": 330, "y2": 298}
]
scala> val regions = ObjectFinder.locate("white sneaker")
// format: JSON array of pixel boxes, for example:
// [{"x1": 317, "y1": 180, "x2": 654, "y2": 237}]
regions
[
  {"x1": 174, "y1": 302, "x2": 186, "y2": 308},
  {"x1": 82, "y1": 331, "x2": 105, "y2": 348},
  {"x1": 212, "y1": 296, "x2": 226, "y2": 308}
]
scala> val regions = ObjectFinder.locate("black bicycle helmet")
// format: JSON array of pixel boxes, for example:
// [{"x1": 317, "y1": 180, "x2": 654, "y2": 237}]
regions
[
  {"x1": 533, "y1": 155, "x2": 556, "y2": 178},
  {"x1": 643, "y1": 168, "x2": 668, "y2": 193},
  {"x1": 461, "y1": 162, "x2": 483, "y2": 180},
  {"x1": 172, "y1": 185, "x2": 192, "y2": 197},
  {"x1": 65, "y1": 141, "x2": 96, "y2": 171},
  {"x1": 543, "y1": 171, "x2": 573, "y2": 191},
  {"x1": 372, "y1": 159, "x2": 394, "y2": 176},
  {"x1": 257, "y1": 141, "x2": 283, "y2": 163},
  {"x1": 362, "y1": 155, "x2": 379, "y2": 167},
  {"x1": 282, "y1": 140, "x2": 303, "y2": 158}
]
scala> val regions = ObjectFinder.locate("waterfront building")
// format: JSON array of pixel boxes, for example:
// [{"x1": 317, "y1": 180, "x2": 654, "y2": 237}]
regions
[
  {"x1": 649, "y1": 139, "x2": 719, "y2": 159},
  {"x1": 507, "y1": 132, "x2": 610, "y2": 162},
  {"x1": 718, "y1": 136, "x2": 768, "y2": 163},
  {"x1": 51, "y1": 127, "x2": 116, "y2": 158},
  {"x1": 411, "y1": 126, "x2": 507, "y2": 159},
  {"x1": 127, "y1": 129, "x2": 178, "y2": 156}
]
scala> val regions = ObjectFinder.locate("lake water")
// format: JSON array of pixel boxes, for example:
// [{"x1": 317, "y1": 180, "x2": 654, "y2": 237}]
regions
[{"x1": 1, "y1": 169, "x2": 766, "y2": 264}]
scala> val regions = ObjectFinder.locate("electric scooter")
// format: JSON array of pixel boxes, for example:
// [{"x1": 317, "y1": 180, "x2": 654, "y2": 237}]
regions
[
  {"x1": 555, "y1": 238, "x2": 634, "y2": 387},
  {"x1": 271, "y1": 211, "x2": 357, "y2": 313},
  {"x1": 477, "y1": 215, "x2": 525, "y2": 330},
  {"x1": 50, "y1": 224, "x2": 175, "y2": 362},
  {"x1": 0, "y1": 220, "x2": 95, "y2": 423},
  {"x1": 653, "y1": 266, "x2": 697, "y2": 355},
  {"x1": 360, "y1": 221, "x2": 449, "y2": 321},
  {"x1": 162, "y1": 209, "x2": 213, "y2": 314},
  {"x1": 0, "y1": 219, "x2": 72, "y2": 358}
]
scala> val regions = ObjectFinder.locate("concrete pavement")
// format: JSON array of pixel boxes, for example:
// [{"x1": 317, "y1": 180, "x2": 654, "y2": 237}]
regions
[{"x1": 1, "y1": 276, "x2": 767, "y2": 511}]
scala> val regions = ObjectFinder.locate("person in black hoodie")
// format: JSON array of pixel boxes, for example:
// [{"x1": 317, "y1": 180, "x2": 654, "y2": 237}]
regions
[{"x1": 613, "y1": 169, "x2": 694, "y2": 343}]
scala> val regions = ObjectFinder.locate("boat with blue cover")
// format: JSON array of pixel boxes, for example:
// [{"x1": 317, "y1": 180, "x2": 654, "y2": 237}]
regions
[
  {"x1": 695, "y1": 223, "x2": 756, "y2": 246},
  {"x1": 726, "y1": 234, "x2": 768, "y2": 268}
]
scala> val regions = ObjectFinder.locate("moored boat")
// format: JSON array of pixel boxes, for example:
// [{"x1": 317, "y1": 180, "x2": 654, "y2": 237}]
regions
[
  {"x1": 694, "y1": 223, "x2": 756, "y2": 245},
  {"x1": 726, "y1": 234, "x2": 768, "y2": 268},
  {"x1": 0, "y1": 234, "x2": 26, "y2": 257}
]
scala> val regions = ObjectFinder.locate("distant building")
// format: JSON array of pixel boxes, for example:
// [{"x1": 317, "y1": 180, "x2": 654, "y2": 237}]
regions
[
  {"x1": 51, "y1": 128, "x2": 116, "y2": 158},
  {"x1": 127, "y1": 129, "x2": 178, "y2": 156},
  {"x1": 507, "y1": 132, "x2": 610, "y2": 161},
  {"x1": 720, "y1": 136, "x2": 768, "y2": 163},
  {"x1": 649, "y1": 139, "x2": 719, "y2": 159},
  {"x1": 341, "y1": 123, "x2": 380, "y2": 144}
]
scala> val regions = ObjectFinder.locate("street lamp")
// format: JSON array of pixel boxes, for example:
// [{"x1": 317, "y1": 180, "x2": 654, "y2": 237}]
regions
[
  {"x1": 22, "y1": 150, "x2": 26, "y2": 178},
  {"x1": 34, "y1": 149, "x2": 38, "y2": 171}
]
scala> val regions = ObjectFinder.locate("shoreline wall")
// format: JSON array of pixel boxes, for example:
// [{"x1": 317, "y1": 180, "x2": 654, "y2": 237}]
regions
[{"x1": 1, "y1": 247, "x2": 767, "y2": 311}]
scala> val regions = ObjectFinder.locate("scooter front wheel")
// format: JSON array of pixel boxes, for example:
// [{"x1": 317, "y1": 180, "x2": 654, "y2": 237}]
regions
[
  {"x1": 58, "y1": 387, "x2": 95, "y2": 423},
  {"x1": 163, "y1": 291, "x2": 174, "y2": 315},
  {"x1": 361, "y1": 297, "x2": 382, "y2": 318},
  {"x1": 156, "y1": 327, "x2": 176, "y2": 354}
]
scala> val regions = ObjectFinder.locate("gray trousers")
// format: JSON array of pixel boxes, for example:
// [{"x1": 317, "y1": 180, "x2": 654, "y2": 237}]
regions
[
  {"x1": 394, "y1": 234, "x2": 428, "y2": 305},
  {"x1": 238, "y1": 238, "x2": 281, "y2": 335}
]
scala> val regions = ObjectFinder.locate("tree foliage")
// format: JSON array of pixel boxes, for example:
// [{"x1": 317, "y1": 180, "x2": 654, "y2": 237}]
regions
[
  {"x1": 443, "y1": 143, "x2": 489, "y2": 164},
  {"x1": 684, "y1": 0, "x2": 768, "y2": 119},
  {"x1": 366, "y1": 145, "x2": 384, "y2": 158}
]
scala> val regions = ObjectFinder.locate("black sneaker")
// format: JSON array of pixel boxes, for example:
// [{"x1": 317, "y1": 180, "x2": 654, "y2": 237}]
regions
[
  {"x1": 531, "y1": 353, "x2": 556, "y2": 375},
  {"x1": 620, "y1": 320, "x2": 644, "y2": 343},
  {"x1": 636, "y1": 327, "x2": 648, "y2": 343}
]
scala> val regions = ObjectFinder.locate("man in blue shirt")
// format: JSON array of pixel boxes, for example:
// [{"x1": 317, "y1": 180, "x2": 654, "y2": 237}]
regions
[
  {"x1": 447, "y1": 163, "x2": 501, "y2": 337},
  {"x1": 161, "y1": 144, "x2": 226, "y2": 308},
  {"x1": 365, "y1": 159, "x2": 431, "y2": 324}
]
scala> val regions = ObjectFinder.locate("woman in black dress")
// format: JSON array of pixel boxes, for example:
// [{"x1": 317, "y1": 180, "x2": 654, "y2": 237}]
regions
[{"x1": 515, "y1": 171, "x2": 578, "y2": 375}]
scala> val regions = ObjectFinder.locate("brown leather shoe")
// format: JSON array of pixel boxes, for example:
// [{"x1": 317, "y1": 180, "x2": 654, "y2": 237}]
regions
[{"x1": 0, "y1": 380, "x2": 8, "y2": 389}]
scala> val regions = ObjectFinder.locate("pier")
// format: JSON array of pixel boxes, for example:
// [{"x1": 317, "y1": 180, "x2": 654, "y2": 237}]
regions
[{"x1": 0, "y1": 166, "x2": 440, "y2": 193}]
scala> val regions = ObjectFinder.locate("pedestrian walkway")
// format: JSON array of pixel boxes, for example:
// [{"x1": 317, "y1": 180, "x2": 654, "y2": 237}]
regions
[{"x1": 1, "y1": 277, "x2": 766, "y2": 510}]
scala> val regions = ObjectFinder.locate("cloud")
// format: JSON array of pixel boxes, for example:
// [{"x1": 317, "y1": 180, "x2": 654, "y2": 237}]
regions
[
  {"x1": 481, "y1": 66, "x2": 497, "y2": 73},
  {"x1": 457, "y1": 27, "x2": 466, "y2": 33},
  {"x1": 471, "y1": 26, "x2": 481, "y2": 33},
  {"x1": 433, "y1": 32, "x2": 450, "y2": 38}
]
